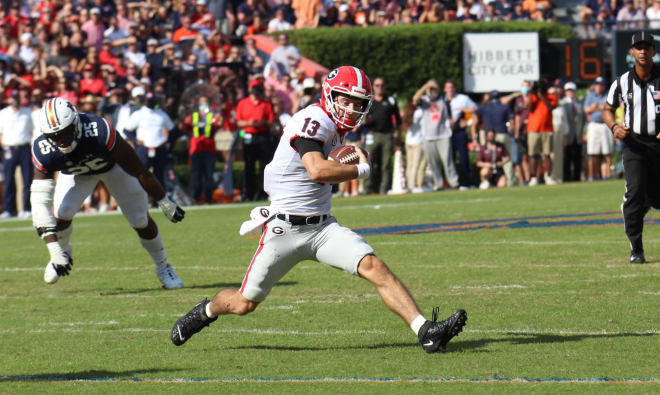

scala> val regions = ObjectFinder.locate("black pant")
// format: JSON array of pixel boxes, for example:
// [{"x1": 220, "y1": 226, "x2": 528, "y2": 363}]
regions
[
  {"x1": 563, "y1": 142, "x2": 582, "y2": 182},
  {"x1": 451, "y1": 129, "x2": 473, "y2": 186},
  {"x1": 621, "y1": 134, "x2": 660, "y2": 253},
  {"x1": 365, "y1": 132, "x2": 393, "y2": 194},
  {"x1": 136, "y1": 145, "x2": 169, "y2": 189},
  {"x1": 2, "y1": 144, "x2": 33, "y2": 215},
  {"x1": 243, "y1": 133, "x2": 274, "y2": 201},
  {"x1": 191, "y1": 151, "x2": 217, "y2": 202}
]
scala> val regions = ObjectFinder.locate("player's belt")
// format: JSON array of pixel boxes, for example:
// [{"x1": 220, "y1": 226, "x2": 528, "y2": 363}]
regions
[{"x1": 276, "y1": 214, "x2": 328, "y2": 226}]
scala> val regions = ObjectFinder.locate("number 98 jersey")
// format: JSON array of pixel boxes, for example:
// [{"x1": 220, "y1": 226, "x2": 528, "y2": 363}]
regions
[
  {"x1": 264, "y1": 104, "x2": 344, "y2": 216},
  {"x1": 32, "y1": 113, "x2": 117, "y2": 176}
]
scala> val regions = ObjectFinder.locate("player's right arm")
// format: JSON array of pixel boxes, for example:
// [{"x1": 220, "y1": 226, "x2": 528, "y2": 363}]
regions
[
  {"x1": 30, "y1": 165, "x2": 73, "y2": 276},
  {"x1": 296, "y1": 138, "x2": 370, "y2": 184},
  {"x1": 110, "y1": 135, "x2": 185, "y2": 222},
  {"x1": 412, "y1": 81, "x2": 434, "y2": 107}
]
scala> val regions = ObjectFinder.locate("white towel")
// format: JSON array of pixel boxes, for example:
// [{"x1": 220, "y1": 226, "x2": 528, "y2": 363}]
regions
[{"x1": 239, "y1": 206, "x2": 277, "y2": 236}]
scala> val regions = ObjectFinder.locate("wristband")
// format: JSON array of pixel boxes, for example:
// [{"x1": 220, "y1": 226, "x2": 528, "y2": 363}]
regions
[
  {"x1": 356, "y1": 163, "x2": 371, "y2": 180},
  {"x1": 610, "y1": 123, "x2": 618, "y2": 133},
  {"x1": 46, "y1": 241, "x2": 64, "y2": 259}
]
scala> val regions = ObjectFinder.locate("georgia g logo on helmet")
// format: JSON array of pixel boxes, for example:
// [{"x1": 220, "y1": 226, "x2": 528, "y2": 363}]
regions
[
  {"x1": 327, "y1": 68, "x2": 339, "y2": 80},
  {"x1": 39, "y1": 97, "x2": 82, "y2": 154}
]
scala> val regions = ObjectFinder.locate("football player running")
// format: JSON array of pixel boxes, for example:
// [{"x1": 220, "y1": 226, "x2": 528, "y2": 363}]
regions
[
  {"x1": 31, "y1": 97, "x2": 185, "y2": 289},
  {"x1": 171, "y1": 66, "x2": 467, "y2": 353}
]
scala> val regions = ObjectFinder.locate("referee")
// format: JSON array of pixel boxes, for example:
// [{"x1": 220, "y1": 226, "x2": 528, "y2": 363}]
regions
[{"x1": 603, "y1": 32, "x2": 660, "y2": 264}]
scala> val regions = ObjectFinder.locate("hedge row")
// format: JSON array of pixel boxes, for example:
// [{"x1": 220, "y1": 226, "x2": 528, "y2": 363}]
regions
[{"x1": 286, "y1": 21, "x2": 575, "y2": 100}]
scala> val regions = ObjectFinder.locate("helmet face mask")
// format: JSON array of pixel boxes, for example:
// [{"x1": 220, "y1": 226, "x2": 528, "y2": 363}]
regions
[
  {"x1": 330, "y1": 92, "x2": 371, "y2": 125},
  {"x1": 40, "y1": 98, "x2": 82, "y2": 153},
  {"x1": 45, "y1": 122, "x2": 78, "y2": 153},
  {"x1": 322, "y1": 66, "x2": 373, "y2": 130}
]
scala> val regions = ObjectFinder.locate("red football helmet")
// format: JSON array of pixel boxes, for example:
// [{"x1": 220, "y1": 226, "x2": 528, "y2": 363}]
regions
[{"x1": 321, "y1": 66, "x2": 373, "y2": 130}]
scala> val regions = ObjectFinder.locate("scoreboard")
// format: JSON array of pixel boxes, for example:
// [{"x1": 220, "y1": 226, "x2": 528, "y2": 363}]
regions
[{"x1": 545, "y1": 38, "x2": 605, "y2": 84}]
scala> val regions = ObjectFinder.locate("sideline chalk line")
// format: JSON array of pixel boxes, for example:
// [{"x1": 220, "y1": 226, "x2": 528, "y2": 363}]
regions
[{"x1": 2, "y1": 374, "x2": 660, "y2": 384}]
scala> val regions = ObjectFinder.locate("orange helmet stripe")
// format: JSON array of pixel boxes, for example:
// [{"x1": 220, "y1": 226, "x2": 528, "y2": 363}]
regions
[{"x1": 47, "y1": 99, "x2": 57, "y2": 128}]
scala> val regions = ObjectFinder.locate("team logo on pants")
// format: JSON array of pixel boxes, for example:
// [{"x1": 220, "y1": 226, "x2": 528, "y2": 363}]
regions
[{"x1": 272, "y1": 227, "x2": 284, "y2": 235}]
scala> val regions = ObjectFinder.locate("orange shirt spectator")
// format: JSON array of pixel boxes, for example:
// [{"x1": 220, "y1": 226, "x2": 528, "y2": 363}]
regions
[
  {"x1": 292, "y1": 0, "x2": 323, "y2": 29},
  {"x1": 173, "y1": 16, "x2": 198, "y2": 43},
  {"x1": 246, "y1": 14, "x2": 267, "y2": 35},
  {"x1": 527, "y1": 93, "x2": 558, "y2": 132},
  {"x1": 522, "y1": 0, "x2": 551, "y2": 20}
]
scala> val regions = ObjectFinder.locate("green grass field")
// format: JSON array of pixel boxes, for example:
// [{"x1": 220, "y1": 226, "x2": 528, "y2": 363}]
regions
[{"x1": 1, "y1": 180, "x2": 660, "y2": 394}]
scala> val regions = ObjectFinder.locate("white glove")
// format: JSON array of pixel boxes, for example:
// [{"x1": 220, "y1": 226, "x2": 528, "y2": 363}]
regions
[
  {"x1": 44, "y1": 242, "x2": 73, "y2": 284},
  {"x1": 158, "y1": 196, "x2": 185, "y2": 223}
]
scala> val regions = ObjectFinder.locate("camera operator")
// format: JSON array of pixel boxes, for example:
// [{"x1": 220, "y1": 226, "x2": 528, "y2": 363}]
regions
[{"x1": 525, "y1": 77, "x2": 558, "y2": 185}]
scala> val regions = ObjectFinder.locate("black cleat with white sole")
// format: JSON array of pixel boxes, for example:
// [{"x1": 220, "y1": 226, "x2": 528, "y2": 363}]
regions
[
  {"x1": 630, "y1": 251, "x2": 646, "y2": 264},
  {"x1": 418, "y1": 308, "x2": 467, "y2": 353},
  {"x1": 171, "y1": 298, "x2": 217, "y2": 346}
]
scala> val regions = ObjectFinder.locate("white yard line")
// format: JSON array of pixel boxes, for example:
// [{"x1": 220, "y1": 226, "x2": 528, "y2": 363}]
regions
[
  {"x1": 2, "y1": 376, "x2": 660, "y2": 384},
  {"x1": 373, "y1": 240, "x2": 624, "y2": 246},
  {"x1": 451, "y1": 284, "x2": 526, "y2": 289},
  {"x1": 2, "y1": 326, "x2": 658, "y2": 337}
]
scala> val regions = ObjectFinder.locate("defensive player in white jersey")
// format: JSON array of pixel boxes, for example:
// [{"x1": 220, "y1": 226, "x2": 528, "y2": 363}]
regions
[
  {"x1": 171, "y1": 66, "x2": 467, "y2": 353},
  {"x1": 30, "y1": 97, "x2": 185, "y2": 289}
]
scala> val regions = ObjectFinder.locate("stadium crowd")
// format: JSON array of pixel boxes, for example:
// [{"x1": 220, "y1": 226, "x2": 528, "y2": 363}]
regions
[{"x1": 0, "y1": 0, "x2": 629, "y2": 218}]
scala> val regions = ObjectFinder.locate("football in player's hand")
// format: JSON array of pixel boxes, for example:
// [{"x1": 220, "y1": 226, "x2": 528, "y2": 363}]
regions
[{"x1": 328, "y1": 145, "x2": 360, "y2": 165}]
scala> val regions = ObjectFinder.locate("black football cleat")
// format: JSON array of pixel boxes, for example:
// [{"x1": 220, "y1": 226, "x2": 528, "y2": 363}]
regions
[
  {"x1": 630, "y1": 252, "x2": 646, "y2": 264},
  {"x1": 418, "y1": 308, "x2": 467, "y2": 353},
  {"x1": 171, "y1": 298, "x2": 217, "y2": 346}
]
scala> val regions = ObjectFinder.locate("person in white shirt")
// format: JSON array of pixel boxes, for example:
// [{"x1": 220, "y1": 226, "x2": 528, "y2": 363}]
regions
[
  {"x1": 267, "y1": 6, "x2": 293, "y2": 32},
  {"x1": 124, "y1": 38, "x2": 147, "y2": 69},
  {"x1": 115, "y1": 86, "x2": 144, "y2": 145},
  {"x1": 124, "y1": 92, "x2": 174, "y2": 188},
  {"x1": 171, "y1": 66, "x2": 467, "y2": 354},
  {"x1": 0, "y1": 91, "x2": 34, "y2": 218},
  {"x1": 403, "y1": 102, "x2": 427, "y2": 192},
  {"x1": 647, "y1": 0, "x2": 660, "y2": 29},
  {"x1": 444, "y1": 80, "x2": 477, "y2": 189},
  {"x1": 264, "y1": 33, "x2": 301, "y2": 78}
]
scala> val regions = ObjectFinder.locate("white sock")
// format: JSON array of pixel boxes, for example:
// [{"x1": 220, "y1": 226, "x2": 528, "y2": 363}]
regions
[
  {"x1": 205, "y1": 302, "x2": 217, "y2": 318},
  {"x1": 57, "y1": 224, "x2": 73, "y2": 255},
  {"x1": 410, "y1": 314, "x2": 427, "y2": 336},
  {"x1": 139, "y1": 232, "x2": 168, "y2": 268}
]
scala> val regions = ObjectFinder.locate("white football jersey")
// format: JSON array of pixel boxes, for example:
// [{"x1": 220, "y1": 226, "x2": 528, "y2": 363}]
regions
[{"x1": 264, "y1": 104, "x2": 345, "y2": 215}]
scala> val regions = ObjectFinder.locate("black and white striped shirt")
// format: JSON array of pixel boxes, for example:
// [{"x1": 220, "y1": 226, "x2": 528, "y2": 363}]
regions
[{"x1": 607, "y1": 64, "x2": 660, "y2": 137}]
